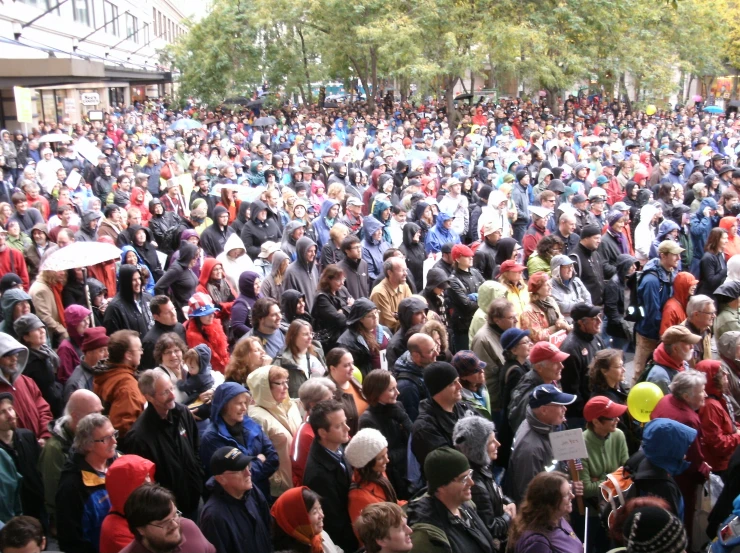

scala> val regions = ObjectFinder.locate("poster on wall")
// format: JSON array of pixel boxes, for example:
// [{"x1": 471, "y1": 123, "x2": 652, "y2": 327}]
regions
[{"x1": 14, "y1": 87, "x2": 33, "y2": 123}]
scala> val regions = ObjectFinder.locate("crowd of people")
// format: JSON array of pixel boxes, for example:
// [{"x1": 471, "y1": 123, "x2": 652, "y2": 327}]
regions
[{"x1": 1, "y1": 94, "x2": 740, "y2": 553}]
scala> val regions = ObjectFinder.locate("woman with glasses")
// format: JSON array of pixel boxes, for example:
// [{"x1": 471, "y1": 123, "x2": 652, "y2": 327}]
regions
[
  {"x1": 152, "y1": 332, "x2": 189, "y2": 403},
  {"x1": 56, "y1": 413, "x2": 120, "y2": 553},
  {"x1": 508, "y1": 472, "x2": 583, "y2": 553},
  {"x1": 247, "y1": 366, "x2": 302, "y2": 499}
]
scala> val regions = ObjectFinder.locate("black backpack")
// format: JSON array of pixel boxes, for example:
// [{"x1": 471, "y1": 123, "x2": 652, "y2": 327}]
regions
[{"x1": 624, "y1": 269, "x2": 672, "y2": 323}]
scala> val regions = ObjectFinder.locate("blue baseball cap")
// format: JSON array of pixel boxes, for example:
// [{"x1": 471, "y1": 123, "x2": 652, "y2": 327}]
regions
[{"x1": 529, "y1": 384, "x2": 577, "y2": 409}]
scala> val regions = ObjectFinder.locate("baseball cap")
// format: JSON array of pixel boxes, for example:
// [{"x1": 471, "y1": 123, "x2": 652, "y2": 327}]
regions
[
  {"x1": 529, "y1": 384, "x2": 577, "y2": 409},
  {"x1": 588, "y1": 187, "x2": 607, "y2": 200},
  {"x1": 583, "y1": 396, "x2": 628, "y2": 422},
  {"x1": 441, "y1": 243, "x2": 455, "y2": 255},
  {"x1": 210, "y1": 447, "x2": 254, "y2": 476},
  {"x1": 662, "y1": 325, "x2": 702, "y2": 346},
  {"x1": 451, "y1": 244, "x2": 474, "y2": 261},
  {"x1": 612, "y1": 201, "x2": 630, "y2": 211},
  {"x1": 258, "y1": 241, "x2": 281, "y2": 259},
  {"x1": 346, "y1": 197, "x2": 364, "y2": 207},
  {"x1": 499, "y1": 260, "x2": 526, "y2": 273},
  {"x1": 657, "y1": 241, "x2": 684, "y2": 255},
  {"x1": 571, "y1": 194, "x2": 588, "y2": 204},
  {"x1": 452, "y1": 350, "x2": 486, "y2": 377},
  {"x1": 529, "y1": 342, "x2": 570, "y2": 364},
  {"x1": 571, "y1": 303, "x2": 602, "y2": 321}
]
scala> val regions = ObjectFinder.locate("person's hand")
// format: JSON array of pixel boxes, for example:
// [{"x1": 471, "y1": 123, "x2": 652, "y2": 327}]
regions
[
  {"x1": 347, "y1": 297, "x2": 355, "y2": 307},
  {"x1": 198, "y1": 389, "x2": 214, "y2": 404},
  {"x1": 556, "y1": 319, "x2": 569, "y2": 331},
  {"x1": 503, "y1": 503, "x2": 516, "y2": 518},
  {"x1": 38, "y1": 438, "x2": 46, "y2": 448},
  {"x1": 257, "y1": 454, "x2": 266, "y2": 463},
  {"x1": 717, "y1": 205, "x2": 725, "y2": 216},
  {"x1": 704, "y1": 206, "x2": 714, "y2": 218},
  {"x1": 572, "y1": 480, "x2": 584, "y2": 496}
]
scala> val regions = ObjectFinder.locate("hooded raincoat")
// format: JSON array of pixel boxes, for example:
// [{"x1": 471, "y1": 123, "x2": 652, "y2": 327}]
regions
[
  {"x1": 425, "y1": 212, "x2": 461, "y2": 255},
  {"x1": 216, "y1": 233, "x2": 255, "y2": 291},
  {"x1": 283, "y1": 236, "x2": 321, "y2": 311}
]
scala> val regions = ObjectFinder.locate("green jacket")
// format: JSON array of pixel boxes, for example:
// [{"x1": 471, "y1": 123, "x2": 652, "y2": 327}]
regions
[
  {"x1": 526, "y1": 252, "x2": 551, "y2": 276},
  {"x1": 715, "y1": 304, "x2": 740, "y2": 342},
  {"x1": 578, "y1": 428, "x2": 629, "y2": 500},
  {"x1": 37, "y1": 420, "x2": 73, "y2": 517}
]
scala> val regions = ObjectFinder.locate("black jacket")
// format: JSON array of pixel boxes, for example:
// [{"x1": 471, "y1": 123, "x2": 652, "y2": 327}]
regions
[
  {"x1": 359, "y1": 402, "x2": 412, "y2": 500},
  {"x1": 200, "y1": 206, "x2": 236, "y2": 258},
  {"x1": 154, "y1": 242, "x2": 199, "y2": 322},
  {"x1": 387, "y1": 296, "x2": 430, "y2": 369},
  {"x1": 0, "y1": 428, "x2": 45, "y2": 521},
  {"x1": 103, "y1": 265, "x2": 153, "y2": 336},
  {"x1": 338, "y1": 257, "x2": 370, "y2": 300},
  {"x1": 697, "y1": 251, "x2": 727, "y2": 297},
  {"x1": 311, "y1": 290, "x2": 351, "y2": 351},
  {"x1": 24, "y1": 346, "x2": 64, "y2": 418},
  {"x1": 604, "y1": 254, "x2": 637, "y2": 340},
  {"x1": 570, "y1": 242, "x2": 605, "y2": 306},
  {"x1": 240, "y1": 200, "x2": 282, "y2": 260},
  {"x1": 411, "y1": 399, "x2": 474, "y2": 473},
  {"x1": 591, "y1": 383, "x2": 642, "y2": 454},
  {"x1": 474, "y1": 239, "x2": 498, "y2": 281},
  {"x1": 554, "y1": 230, "x2": 580, "y2": 255},
  {"x1": 598, "y1": 229, "x2": 624, "y2": 276},
  {"x1": 128, "y1": 225, "x2": 164, "y2": 281},
  {"x1": 560, "y1": 327, "x2": 605, "y2": 419},
  {"x1": 147, "y1": 210, "x2": 186, "y2": 257},
  {"x1": 303, "y1": 439, "x2": 358, "y2": 552},
  {"x1": 199, "y1": 478, "x2": 272, "y2": 553},
  {"x1": 709, "y1": 445, "x2": 740, "y2": 538},
  {"x1": 320, "y1": 241, "x2": 345, "y2": 269},
  {"x1": 445, "y1": 267, "x2": 485, "y2": 332},
  {"x1": 400, "y1": 223, "x2": 426, "y2": 293},
  {"x1": 122, "y1": 403, "x2": 204, "y2": 515},
  {"x1": 470, "y1": 462, "x2": 513, "y2": 549},
  {"x1": 141, "y1": 321, "x2": 186, "y2": 371},
  {"x1": 624, "y1": 450, "x2": 683, "y2": 518}
]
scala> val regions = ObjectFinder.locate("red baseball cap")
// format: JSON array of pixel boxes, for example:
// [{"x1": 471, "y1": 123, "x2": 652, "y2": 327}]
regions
[
  {"x1": 529, "y1": 342, "x2": 570, "y2": 364},
  {"x1": 499, "y1": 260, "x2": 526, "y2": 273},
  {"x1": 451, "y1": 244, "x2": 474, "y2": 261},
  {"x1": 583, "y1": 396, "x2": 628, "y2": 422}
]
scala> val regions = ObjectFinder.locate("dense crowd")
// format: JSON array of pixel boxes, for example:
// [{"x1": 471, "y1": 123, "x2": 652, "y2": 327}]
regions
[{"x1": 1, "y1": 95, "x2": 740, "y2": 553}]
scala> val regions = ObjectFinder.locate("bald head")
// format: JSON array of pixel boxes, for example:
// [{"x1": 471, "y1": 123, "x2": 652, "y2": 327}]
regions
[
  {"x1": 66, "y1": 389, "x2": 104, "y2": 430},
  {"x1": 408, "y1": 333, "x2": 438, "y2": 367}
]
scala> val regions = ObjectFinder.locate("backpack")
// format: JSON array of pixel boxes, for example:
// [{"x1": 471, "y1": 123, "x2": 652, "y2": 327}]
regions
[
  {"x1": 599, "y1": 453, "x2": 644, "y2": 530},
  {"x1": 624, "y1": 269, "x2": 672, "y2": 324}
]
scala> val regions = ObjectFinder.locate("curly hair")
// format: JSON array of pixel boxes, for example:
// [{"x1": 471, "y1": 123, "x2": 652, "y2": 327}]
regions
[
  {"x1": 225, "y1": 336, "x2": 264, "y2": 384},
  {"x1": 421, "y1": 319, "x2": 448, "y2": 353},
  {"x1": 509, "y1": 472, "x2": 570, "y2": 545},
  {"x1": 536, "y1": 234, "x2": 564, "y2": 260},
  {"x1": 152, "y1": 332, "x2": 187, "y2": 366},
  {"x1": 588, "y1": 348, "x2": 624, "y2": 391}
]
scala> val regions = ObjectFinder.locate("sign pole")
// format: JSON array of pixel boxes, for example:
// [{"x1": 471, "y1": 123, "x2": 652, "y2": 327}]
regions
[{"x1": 567, "y1": 459, "x2": 585, "y2": 515}]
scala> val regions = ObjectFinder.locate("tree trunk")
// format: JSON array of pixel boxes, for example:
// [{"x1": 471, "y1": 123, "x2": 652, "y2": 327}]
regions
[
  {"x1": 446, "y1": 76, "x2": 459, "y2": 128},
  {"x1": 297, "y1": 27, "x2": 313, "y2": 105},
  {"x1": 370, "y1": 46, "x2": 378, "y2": 107},
  {"x1": 350, "y1": 58, "x2": 374, "y2": 110}
]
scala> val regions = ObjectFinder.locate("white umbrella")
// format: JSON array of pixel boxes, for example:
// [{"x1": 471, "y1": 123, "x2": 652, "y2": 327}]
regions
[
  {"x1": 39, "y1": 242, "x2": 121, "y2": 272},
  {"x1": 38, "y1": 134, "x2": 73, "y2": 143}
]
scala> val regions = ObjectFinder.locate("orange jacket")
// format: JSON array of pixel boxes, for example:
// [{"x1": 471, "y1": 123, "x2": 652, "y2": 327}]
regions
[
  {"x1": 93, "y1": 362, "x2": 146, "y2": 437},
  {"x1": 660, "y1": 271, "x2": 698, "y2": 335}
]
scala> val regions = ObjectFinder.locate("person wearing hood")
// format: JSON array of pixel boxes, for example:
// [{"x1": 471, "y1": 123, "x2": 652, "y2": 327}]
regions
[
  {"x1": 120, "y1": 244, "x2": 156, "y2": 295},
  {"x1": 57, "y1": 304, "x2": 92, "y2": 385},
  {"x1": 230, "y1": 271, "x2": 262, "y2": 343},
  {"x1": 385, "y1": 296, "x2": 429, "y2": 369},
  {"x1": 146, "y1": 198, "x2": 185, "y2": 258},
  {"x1": 0, "y1": 288, "x2": 33, "y2": 341},
  {"x1": 199, "y1": 205, "x2": 235, "y2": 258},
  {"x1": 0, "y1": 332, "x2": 53, "y2": 441},
  {"x1": 695, "y1": 360, "x2": 740, "y2": 478},
  {"x1": 337, "y1": 298, "x2": 392, "y2": 377},
  {"x1": 425, "y1": 212, "x2": 461, "y2": 255},
  {"x1": 667, "y1": 158, "x2": 686, "y2": 187},
  {"x1": 421, "y1": 267, "x2": 451, "y2": 325},
  {"x1": 23, "y1": 222, "x2": 53, "y2": 283},
  {"x1": 104, "y1": 265, "x2": 153, "y2": 336},
  {"x1": 99, "y1": 455, "x2": 156, "y2": 553},
  {"x1": 284, "y1": 236, "x2": 321, "y2": 311},
  {"x1": 154, "y1": 241, "x2": 199, "y2": 322},
  {"x1": 199, "y1": 382, "x2": 280, "y2": 500},
  {"x1": 510, "y1": 169, "x2": 531, "y2": 243},
  {"x1": 217, "y1": 233, "x2": 255, "y2": 291},
  {"x1": 521, "y1": 206, "x2": 551, "y2": 264},
  {"x1": 280, "y1": 219, "x2": 306, "y2": 262},
  {"x1": 714, "y1": 281, "x2": 740, "y2": 341},
  {"x1": 168, "y1": 230, "x2": 206, "y2": 278},
  {"x1": 197, "y1": 257, "x2": 236, "y2": 334},
  {"x1": 690, "y1": 197, "x2": 722, "y2": 275},
  {"x1": 720, "y1": 216, "x2": 740, "y2": 259},
  {"x1": 247, "y1": 159, "x2": 266, "y2": 187},
  {"x1": 549, "y1": 254, "x2": 591, "y2": 323},
  {"x1": 395, "y1": 222, "x2": 422, "y2": 293},
  {"x1": 310, "y1": 198, "x2": 340, "y2": 251},
  {"x1": 491, "y1": 237, "x2": 519, "y2": 278},
  {"x1": 247, "y1": 365, "x2": 302, "y2": 498},
  {"x1": 74, "y1": 209, "x2": 103, "y2": 243},
  {"x1": 190, "y1": 173, "x2": 217, "y2": 220},
  {"x1": 129, "y1": 224, "x2": 164, "y2": 282},
  {"x1": 660, "y1": 271, "x2": 698, "y2": 335},
  {"x1": 649, "y1": 218, "x2": 681, "y2": 263},
  {"x1": 362, "y1": 216, "x2": 390, "y2": 282},
  {"x1": 634, "y1": 203, "x2": 661, "y2": 264},
  {"x1": 185, "y1": 293, "x2": 229, "y2": 374},
  {"x1": 411, "y1": 200, "x2": 435, "y2": 245},
  {"x1": 97, "y1": 204, "x2": 125, "y2": 243},
  {"x1": 230, "y1": 198, "x2": 250, "y2": 236},
  {"x1": 241, "y1": 200, "x2": 281, "y2": 261},
  {"x1": 604, "y1": 254, "x2": 638, "y2": 350},
  {"x1": 717, "y1": 331, "x2": 740, "y2": 411}
]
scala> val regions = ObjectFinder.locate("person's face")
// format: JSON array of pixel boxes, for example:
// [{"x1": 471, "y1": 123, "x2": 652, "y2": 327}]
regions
[
  {"x1": 457, "y1": 255, "x2": 473, "y2": 270},
  {"x1": 270, "y1": 372, "x2": 290, "y2": 403},
  {"x1": 293, "y1": 296, "x2": 306, "y2": 315},
  {"x1": 437, "y1": 377, "x2": 463, "y2": 404},
  {"x1": 582, "y1": 233, "x2": 601, "y2": 250},
  {"x1": 223, "y1": 392, "x2": 250, "y2": 425},
  {"x1": 720, "y1": 232, "x2": 729, "y2": 250},
  {"x1": 685, "y1": 383, "x2": 707, "y2": 411},
  {"x1": 11, "y1": 301, "x2": 31, "y2": 321},
  {"x1": 131, "y1": 271, "x2": 143, "y2": 295},
  {"x1": 539, "y1": 359, "x2": 564, "y2": 382},
  {"x1": 162, "y1": 344, "x2": 183, "y2": 370},
  {"x1": 361, "y1": 308, "x2": 379, "y2": 331},
  {"x1": 261, "y1": 305, "x2": 282, "y2": 332},
  {"x1": 296, "y1": 325, "x2": 313, "y2": 351},
  {"x1": 674, "y1": 340, "x2": 695, "y2": 362},
  {"x1": 443, "y1": 218, "x2": 453, "y2": 229},
  {"x1": 90, "y1": 420, "x2": 118, "y2": 460},
  {"x1": 247, "y1": 342, "x2": 270, "y2": 369},
  {"x1": 538, "y1": 402, "x2": 568, "y2": 426},
  {"x1": 580, "y1": 313, "x2": 603, "y2": 335},
  {"x1": 390, "y1": 260, "x2": 408, "y2": 284},
  {"x1": 320, "y1": 409, "x2": 350, "y2": 446},
  {"x1": 126, "y1": 336, "x2": 143, "y2": 368},
  {"x1": 148, "y1": 375, "x2": 177, "y2": 414},
  {"x1": 446, "y1": 468, "x2": 474, "y2": 504},
  {"x1": 692, "y1": 304, "x2": 716, "y2": 331},
  {"x1": 139, "y1": 502, "x2": 184, "y2": 553},
  {"x1": 378, "y1": 375, "x2": 400, "y2": 405},
  {"x1": 24, "y1": 326, "x2": 46, "y2": 349},
  {"x1": 661, "y1": 252, "x2": 681, "y2": 271},
  {"x1": 307, "y1": 500, "x2": 325, "y2": 536},
  {"x1": 486, "y1": 431, "x2": 500, "y2": 461},
  {"x1": 560, "y1": 218, "x2": 576, "y2": 235},
  {"x1": 331, "y1": 352, "x2": 355, "y2": 384},
  {"x1": 557, "y1": 481, "x2": 574, "y2": 517},
  {"x1": 0, "y1": 399, "x2": 17, "y2": 433},
  {"x1": 305, "y1": 245, "x2": 317, "y2": 263},
  {"x1": 378, "y1": 518, "x2": 414, "y2": 553}
]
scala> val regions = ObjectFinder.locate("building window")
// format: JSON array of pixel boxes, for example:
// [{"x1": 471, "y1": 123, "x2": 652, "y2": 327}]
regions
[
  {"x1": 152, "y1": 8, "x2": 158, "y2": 35},
  {"x1": 143, "y1": 23, "x2": 149, "y2": 45},
  {"x1": 72, "y1": 0, "x2": 91, "y2": 26},
  {"x1": 126, "y1": 13, "x2": 138, "y2": 42},
  {"x1": 104, "y1": 0, "x2": 119, "y2": 36},
  {"x1": 18, "y1": 0, "x2": 42, "y2": 7}
]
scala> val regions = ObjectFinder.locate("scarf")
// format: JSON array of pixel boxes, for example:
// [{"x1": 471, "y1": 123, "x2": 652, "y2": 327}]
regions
[
  {"x1": 271, "y1": 486, "x2": 324, "y2": 553},
  {"x1": 533, "y1": 296, "x2": 560, "y2": 326},
  {"x1": 609, "y1": 228, "x2": 629, "y2": 254},
  {"x1": 52, "y1": 282, "x2": 67, "y2": 327}
]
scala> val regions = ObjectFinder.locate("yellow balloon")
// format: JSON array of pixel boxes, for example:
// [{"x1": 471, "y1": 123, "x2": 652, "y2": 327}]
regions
[
  {"x1": 627, "y1": 382, "x2": 664, "y2": 423},
  {"x1": 353, "y1": 367, "x2": 363, "y2": 384},
  {"x1": 646, "y1": 105, "x2": 657, "y2": 116}
]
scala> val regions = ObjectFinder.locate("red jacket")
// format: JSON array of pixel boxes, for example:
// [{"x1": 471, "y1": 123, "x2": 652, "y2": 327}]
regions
[
  {"x1": 184, "y1": 318, "x2": 228, "y2": 373},
  {"x1": 0, "y1": 248, "x2": 29, "y2": 290},
  {"x1": 660, "y1": 272, "x2": 698, "y2": 335},
  {"x1": 290, "y1": 421, "x2": 314, "y2": 487},
  {"x1": 696, "y1": 360, "x2": 740, "y2": 472},
  {"x1": 0, "y1": 374, "x2": 53, "y2": 440}
]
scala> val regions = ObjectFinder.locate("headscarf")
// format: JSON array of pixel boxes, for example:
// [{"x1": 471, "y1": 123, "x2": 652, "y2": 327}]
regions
[
  {"x1": 607, "y1": 211, "x2": 629, "y2": 254},
  {"x1": 271, "y1": 486, "x2": 323, "y2": 553}
]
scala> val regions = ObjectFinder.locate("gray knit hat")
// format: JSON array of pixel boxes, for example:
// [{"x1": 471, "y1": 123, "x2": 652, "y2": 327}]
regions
[
  {"x1": 13, "y1": 314, "x2": 44, "y2": 339},
  {"x1": 453, "y1": 416, "x2": 496, "y2": 466}
]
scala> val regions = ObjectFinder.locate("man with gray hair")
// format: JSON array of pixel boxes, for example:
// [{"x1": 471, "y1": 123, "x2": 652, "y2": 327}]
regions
[
  {"x1": 370, "y1": 256, "x2": 411, "y2": 333},
  {"x1": 645, "y1": 325, "x2": 702, "y2": 395},
  {"x1": 38, "y1": 389, "x2": 103, "y2": 533},
  {"x1": 684, "y1": 294, "x2": 716, "y2": 368},
  {"x1": 56, "y1": 413, "x2": 118, "y2": 553},
  {"x1": 123, "y1": 368, "x2": 203, "y2": 520}
]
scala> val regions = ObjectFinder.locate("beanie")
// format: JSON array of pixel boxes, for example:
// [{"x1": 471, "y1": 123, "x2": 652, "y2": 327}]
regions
[
  {"x1": 580, "y1": 224, "x2": 601, "y2": 239},
  {"x1": 608, "y1": 210, "x2": 626, "y2": 227},
  {"x1": 515, "y1": 169, "x2": 528, "y2": 182},
  {"x1": 425, "y1": 447, "x2": 470, "y2": 493},
  {"x1": 81, "y1": 327, "x2": 109, "y2": 352},
  {"x1": 344, "y1": 428, "x2": 388, "y2": 470},
  {"x1": 423, "y1": 362, "x2": 459, "y2": 397},
  {"x1": 64, "y1": 304, "x2": 92, "y2": 328},
  {"x1": 13, "y1": 314, "x2": 44, "y2": 339},
  {"x1": 624, "y1": 506, "x2": 687, "y2": 553},
  {"x1": 478, "y1": 185, "x2": 493, "y2": 201},
  {"x1": 453, "y1": 416, "x2": 496, "y2": 466}
]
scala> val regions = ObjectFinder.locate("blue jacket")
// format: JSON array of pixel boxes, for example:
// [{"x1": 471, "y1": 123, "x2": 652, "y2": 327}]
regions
[
  {"x1": 710, "y1": 495, "x2": 740, "y2": 553},
  {"x1": 635, "y1": 258, "x2": 674, "y2": 340},
  {"x1": 667, "y1": 159, "x2": 685, "y2": 185},
  {"x1": 690, "y1": 197, "x2": 720, "y2": 275},
  {"x1": 310, "y1": 198, "x2": 339, "y2": 250},
  {"x1": 177, "y1": 344, "x2": 214, "y2": 402},
  {"x1": 119, "y1": 245, "x2": 155, "y2": 295},
  {"x1": 362, "y1": 216, "x2": 390, "y2": 280},
  {"x1": 199, "y1": 382, "x2": 279, "y2": 500},
  {"x1": 642, "y1": 418, "x2": 696, "y2": 477},
  {"x1": 199, "y1": 477, "x2": 272, "y2": 553},
  {"x1": 393, "y1": 351, "x2": 428, "y2": 422},
  {"x1": 424, "y1": 212, "x2": 461, "y2": 255},
  {"x1": 649, "y1": 219, "x2": 680, "y2": 261},
  {"x1": 511, "y1": 180, "x2": 530, "y2": 227}
]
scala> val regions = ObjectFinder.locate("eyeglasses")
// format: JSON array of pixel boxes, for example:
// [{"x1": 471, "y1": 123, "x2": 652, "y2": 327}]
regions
[
  {"x1": 148, "y1": 510, "x2": 182, "y2": 530},
  {"x1": 270, "y1": 380, "x2": 290, "y2": 388},
  {"x1": 700, "y1": 311, "x2": 717, "y2": 317},
  {"x1": 453, "y1": 470, "x2": 474, "y2": 484},
  {"x1": 93, "y1": 430, "x2": 119, "y2": 443}
]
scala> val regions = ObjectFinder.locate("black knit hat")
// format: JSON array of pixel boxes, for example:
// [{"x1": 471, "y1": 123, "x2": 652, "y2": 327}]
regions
[
  {"x1": 425, "y1": 446, "x2": 470, "y2": 493},
  {"x1": 423, "y1": 362, "x2": 459, "y2": 397},
  {"x1": 624, "y1": 506, "x2": 687, "y2": 553}
]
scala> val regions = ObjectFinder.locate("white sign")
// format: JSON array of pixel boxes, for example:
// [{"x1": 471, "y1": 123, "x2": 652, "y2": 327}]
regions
[
  {"x1": 75, "y1": 138, "x2": 104, "y2": 165},
  {"x1": 81, "y1": 92, "x2": 100, "y2": 106},
  {"x1": 549, "y1": 429, "x2": 588, "y2": 461}
]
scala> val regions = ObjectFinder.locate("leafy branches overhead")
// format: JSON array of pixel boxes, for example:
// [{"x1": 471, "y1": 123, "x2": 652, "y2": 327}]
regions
[{"x1": 168, "y1": 0, "x2": 737, "y2": 107}]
